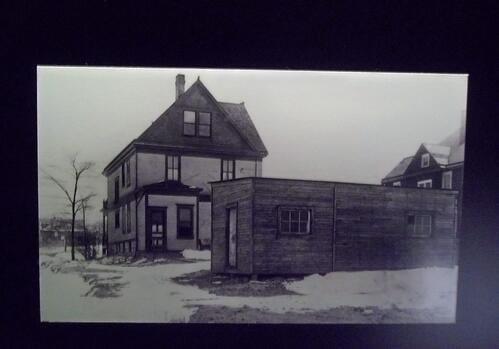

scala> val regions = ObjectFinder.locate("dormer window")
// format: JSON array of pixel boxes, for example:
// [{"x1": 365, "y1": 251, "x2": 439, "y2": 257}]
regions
[
  {"x1": 421, "y1": 153, "x2": 430, "y2": 168},
  {"x1": 183, "y1": 110, "x2": 211, "y2": 137}
]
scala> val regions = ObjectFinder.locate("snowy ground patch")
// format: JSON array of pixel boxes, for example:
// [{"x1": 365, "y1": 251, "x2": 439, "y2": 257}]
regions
[
  {"x1": 39, "y1": 248, "x2": 457, "y2": 323},
  {"x1": 181, "y1": 249, "x2": 211, "y2": 260}
]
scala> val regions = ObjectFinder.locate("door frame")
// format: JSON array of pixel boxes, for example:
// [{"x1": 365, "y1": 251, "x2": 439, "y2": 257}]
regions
[
  {"x1": 225, "y1": 202, "x2": 238, "y2": 269},
  {"x1": 146, "y1": 206, "x2": 167, "y2": 252}
]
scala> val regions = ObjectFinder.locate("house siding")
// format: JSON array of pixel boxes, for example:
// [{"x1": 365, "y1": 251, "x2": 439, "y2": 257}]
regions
[
  {"x1": 146, "y1": 194, "x2": 198, "y2": 251},
  {"x1": 106, "y1": 151, "x2": 136, "y2": 202},
  {"x1": 137, "y1": 152, "x2": 165, "y2": 187}
]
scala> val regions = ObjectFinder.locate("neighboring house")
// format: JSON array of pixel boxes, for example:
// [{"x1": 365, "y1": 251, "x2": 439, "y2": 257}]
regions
[
  {"x1": 211, "y1": 177, "x2": 459, "y2": 276},
  {"x1": 381, "y1": 118, "x2": 465, "y2": 231},
  {"x1": 381, "y1": 119, "x2": 465, "y2": 191},
  {"x1": 102, "y1": 75, "x2": 268, "y2": 255}
]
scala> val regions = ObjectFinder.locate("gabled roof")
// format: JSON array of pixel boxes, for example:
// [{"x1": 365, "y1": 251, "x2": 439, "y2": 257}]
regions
[
  {"x1": 382, "y1": 125, "x2": 465, "y2": 181},
  {"x1": 135, "y1": 78, "x2": 267, "y2": 156},
  {"x1": 422, "y1": 143, "x2": 451, "y2": 165},
  {"x1": 384, "y1": 156, "x2": 414, "y2": 179},
  {"x1": 103, "y1": 77, "x2": 268, "y2": 175},
  {"x1": 218, "y1": 102, "x2": 268, "y2": 154}
]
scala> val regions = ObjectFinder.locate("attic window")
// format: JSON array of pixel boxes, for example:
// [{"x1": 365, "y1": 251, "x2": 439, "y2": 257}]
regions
[
  {"x1": 421, "y1": 153, "x2": 430, "y2": 168},
  {"x1": 183, "y1": 110, "x2": 211, "y2": 137}
]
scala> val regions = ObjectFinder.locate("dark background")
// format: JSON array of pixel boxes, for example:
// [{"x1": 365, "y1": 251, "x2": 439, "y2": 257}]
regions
[{"x1": 4, "y1": 1, "x2": 498, "y2": 348}]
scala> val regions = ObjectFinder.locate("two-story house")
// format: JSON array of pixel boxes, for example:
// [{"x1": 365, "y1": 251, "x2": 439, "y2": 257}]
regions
[
  {"x1": 382, "y1": 115, "x2": 465, "y2": 230},
  {"x1": 101, "y1": 74, "x2": 268, "y2": 255}
]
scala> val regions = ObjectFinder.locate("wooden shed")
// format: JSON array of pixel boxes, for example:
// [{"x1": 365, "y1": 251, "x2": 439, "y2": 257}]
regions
[{"x1": 210, "y1": 177, "x2": 459, "y2": 276}]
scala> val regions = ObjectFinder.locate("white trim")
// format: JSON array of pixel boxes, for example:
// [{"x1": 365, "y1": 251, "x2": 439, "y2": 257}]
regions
[
  {"x1": 421, "y1": 153, "x2": 430, "y2": 168},
  {"x1": 392, "y1": 181, "x2": 401, "y2": 187},
  {"x1": 417, "y1": 179, "x2": 432, "y2": 188}
]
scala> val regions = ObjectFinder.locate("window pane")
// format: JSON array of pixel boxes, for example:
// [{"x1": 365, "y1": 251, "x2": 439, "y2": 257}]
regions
[
  {"x1": 290, "y1": 222, "x2": 299, "y2": 232},
  {"x1": 151, "y1": 211, "x2": 162, "y2": 224},
  {"x1": 157, "y1": 225, "x2": 163, "y2": 233},
  {"x1": 299, "y1": 221, "x2": 308, "y2": 233},
  {"x1": 184, "y1": 124, "x2": 195, "y2": 135},
  {"x1": 199, "y1": 112, "x2": 211, "y2": 125},
  {"x1": 179, "y1": 207, "x2": 192, "y2": 221},
  {"x1": 152, "y1": 225, "x2": 157, "y2": 233},
  {"x1": 290, "y1": 210, "x2": 299, "y2": 221},
  {"x1": 184, "y1": 110, "x2": 195, "y2": 123},
  {"x1": 198, "y1": 125, "x2": 211, "y2": 136},
  {"x1": 281, "y1": 221, "x2": 290, "y2": 233}
]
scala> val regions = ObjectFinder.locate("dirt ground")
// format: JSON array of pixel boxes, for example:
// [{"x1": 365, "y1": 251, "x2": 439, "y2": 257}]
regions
[
  {"x1": 190, "y1": 304, "x2": 454, "y2": 323},
  {"x1": 173, "y1": 269, "x2": 302, "y2": 297}
]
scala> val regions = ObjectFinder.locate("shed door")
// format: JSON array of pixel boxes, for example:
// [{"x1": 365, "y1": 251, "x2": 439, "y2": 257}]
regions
[{"x1": 227, "y1": 206, "x2": 237, "y2": 268}]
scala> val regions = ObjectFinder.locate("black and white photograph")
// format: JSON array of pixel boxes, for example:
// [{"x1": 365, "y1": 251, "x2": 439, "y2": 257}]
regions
[{"x1": 38, "y1": 67, "x2": 468, "y2": 323}]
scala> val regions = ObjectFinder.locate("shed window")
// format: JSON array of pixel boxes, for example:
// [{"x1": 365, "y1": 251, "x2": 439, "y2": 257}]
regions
[
  {"x1": 442, "y1": 171, "x2": 452, "y2": 189},
  {"x1": 279, "y1": 207, "x2": 312, "y2": 234},
  {"x1": 421, "y1": 153, "x2": 430, "y2": 168},
  {"x1": 177, "y1": 205, "x2": 194, "y2": 239},
  {"x1": 407, "y1": 214, "x2": 432, "y2": 237}
]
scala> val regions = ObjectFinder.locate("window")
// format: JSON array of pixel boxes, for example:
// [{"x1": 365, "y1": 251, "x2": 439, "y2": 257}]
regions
[
  {"x1": 121, "y1": 163, "x2": 125, "y2": 186},
  {"x1": 421, "y1": 153, "x2": 430, "y2": 168},
  {"x1": 166, "y1": 155, "x2": 180, "y2": 181},
  {"x1": 126, "y1": 160, "x2": 131, "y2": 187},
  {"x1": 198, "y1": 112, "x2": 211, "y2": 137},
  {"x1": 417, "y1": 179, "x2": 432, "y2": 188},
  {"x1": 114, "y1": 177, "x2": 120, "y2": 203},
  {"x1": 442, "y1": 171, "x2": 452, "y2": 189},
  {"x1": 183, "y1": 110, "x2": 212, "y2": 137},
  {"x1": 115, "y1": 209, "x2": 120, "y2": 229},
  {"x1": 221, "y1": 159, "x2": 235, "y2": 181},
  {"x1": 392, "y1": 181, "x2": 401, "y2": 187},
  {"x1": 407, "y1": 214, "x2": 432, "y2": 237},
  {"x1": 126, "y1": 203, "x2": 131, "y2": 233},
  {"x1": 122, "y1": 206, "x2": 126, "y2": 233},
  {"x1": 279, "y1": 207, "x2": 312, "y2": 234},
  {"x1": 183, "y1": 111, "x2": 196, "y2": 135},
  {"x1": 177, "y1": 205, "x2": 194, "y2": 239}
]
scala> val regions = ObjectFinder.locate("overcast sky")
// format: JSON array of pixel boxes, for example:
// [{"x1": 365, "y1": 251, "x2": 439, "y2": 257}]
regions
[{"x1": 37, "y1": 67, "x2": 468, "y2": 224}]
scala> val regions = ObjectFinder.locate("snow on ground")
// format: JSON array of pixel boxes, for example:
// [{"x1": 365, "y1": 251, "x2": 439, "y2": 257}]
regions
[
  {"x1": 39, "y1": 248, "x2": 457, "y2": 322},
  {"x1": 181, "y1": 249, "x2": 211, "y2": 260}
]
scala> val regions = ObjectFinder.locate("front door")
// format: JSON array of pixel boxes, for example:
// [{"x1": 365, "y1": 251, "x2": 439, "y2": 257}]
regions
[
  {"x1": 227, "y1": 206, "x2": 237, "y2": 268},
  {"x1": 147, "y1": 207, "x2": 166, "y2": 252}
]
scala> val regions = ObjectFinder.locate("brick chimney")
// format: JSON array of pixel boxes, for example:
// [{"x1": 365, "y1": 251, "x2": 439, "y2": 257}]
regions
[{"x1": 175, "y1": 74, "x2": 185, "y2": 100}]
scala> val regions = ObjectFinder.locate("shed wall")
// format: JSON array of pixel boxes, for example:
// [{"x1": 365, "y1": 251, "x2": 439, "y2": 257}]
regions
[{"x1": 211, "y1": 179, "x2": 253, "y2": 274}]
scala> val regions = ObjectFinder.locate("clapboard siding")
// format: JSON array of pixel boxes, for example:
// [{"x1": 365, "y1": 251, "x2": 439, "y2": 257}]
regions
[
  {"x1": 211, "y1": 177, "x2": 459, "y2": 275},
  {"x1": 252, "y1": 179, "x2": 334, "y2": 274},
  {"x1": 334, "y1": 183, "x2": 458, "y2": 270}
]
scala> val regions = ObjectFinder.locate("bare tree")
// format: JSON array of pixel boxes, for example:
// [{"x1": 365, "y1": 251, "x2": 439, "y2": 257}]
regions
[
  {"x1": 77, "y1": 194, "x2": 96, "y2": 259},
  {"x1": 43, "y1": 155, "x2": 95, "y2": 261}
]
